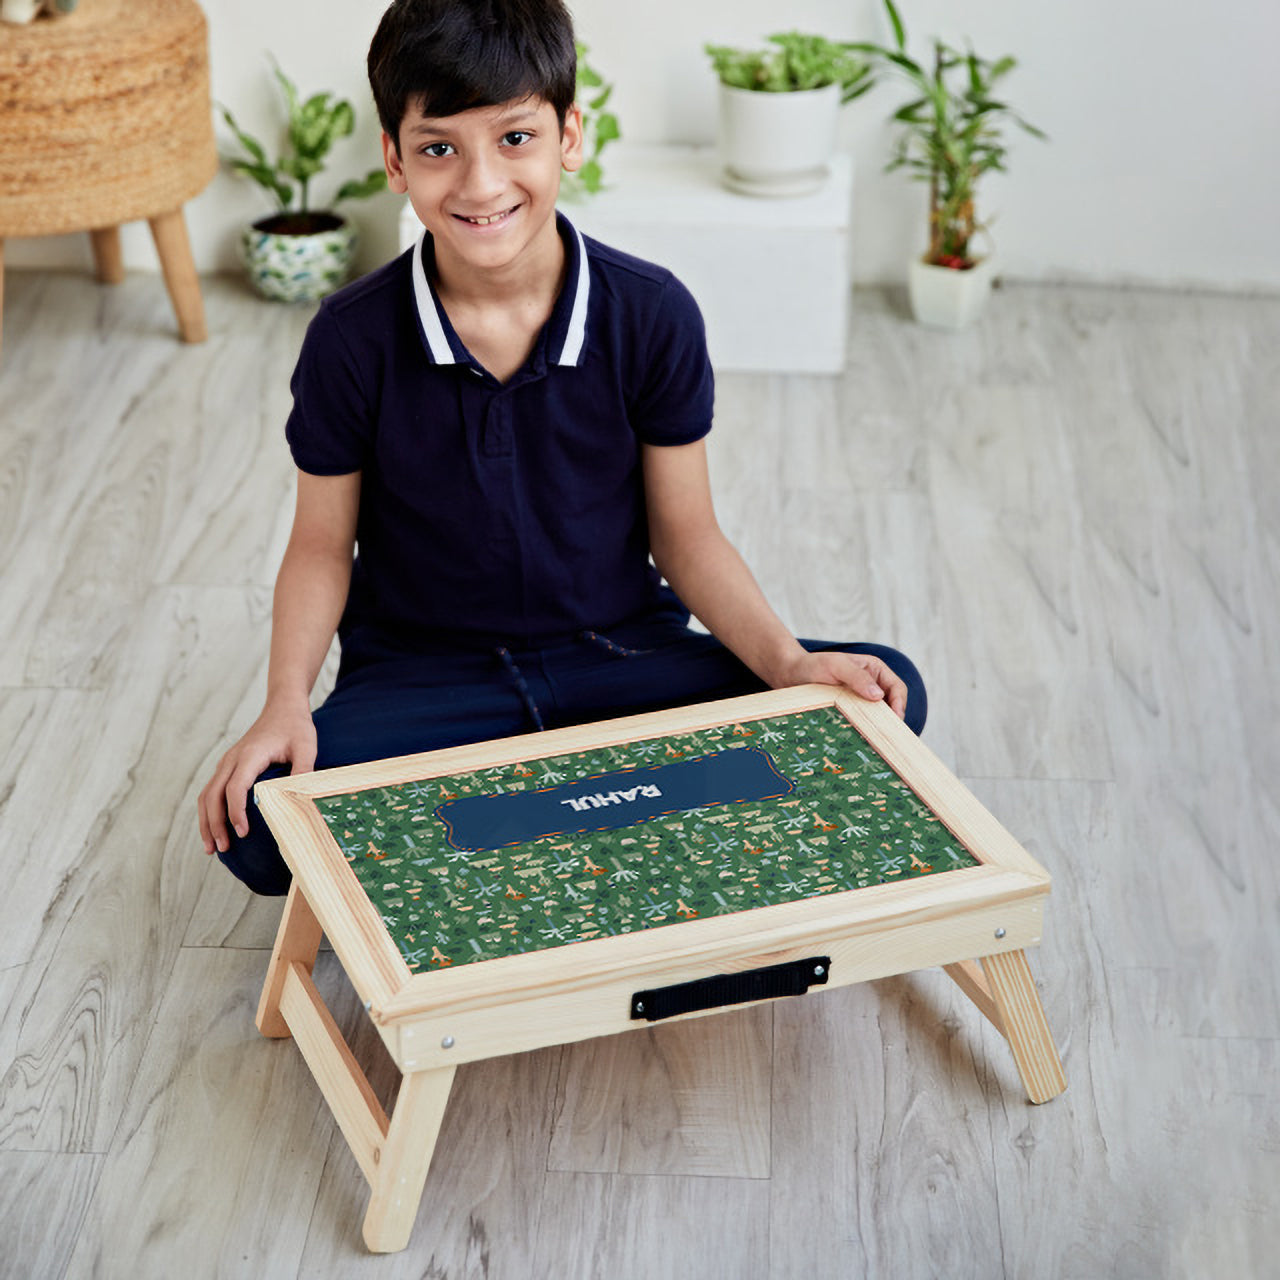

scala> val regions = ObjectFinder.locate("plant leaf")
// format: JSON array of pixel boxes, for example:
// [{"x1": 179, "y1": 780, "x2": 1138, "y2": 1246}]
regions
[
  {"x1": 884, "y1": 0, "x2": 907, "y2": 51},
  {"x1": 330, "y1": 99, "x2": 355, "y2": 139},
  {"x1": 271, "y1": 58, "x2": 299, "y2": 122},
  {"x1": 594, "y1": 112, "x2": 620, "y2": 145},
  {"x1": 334, "y1": 169, "x2": 388, "y2": 203},
  {"x1": 218, "y1": 106, "x2": 268, "y2": 167}
]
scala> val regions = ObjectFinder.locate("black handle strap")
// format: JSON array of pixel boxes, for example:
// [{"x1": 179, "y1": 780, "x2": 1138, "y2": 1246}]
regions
[{"x1": 630, "y1": 956, "x2": 831, "y2": 1023}]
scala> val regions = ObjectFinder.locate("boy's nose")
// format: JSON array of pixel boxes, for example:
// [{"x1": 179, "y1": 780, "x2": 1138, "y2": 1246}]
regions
[{"x1": 457, "y1": 153, "x2": 507, "y2": 206}]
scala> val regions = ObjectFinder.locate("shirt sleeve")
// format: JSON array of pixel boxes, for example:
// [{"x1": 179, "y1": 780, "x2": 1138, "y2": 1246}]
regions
[
  {"x1": 284, "y1": 303, "x2": 373, "y2": 475},
  {"x1": 629, "y1": 272, "x2": 715, "y2": 446}
]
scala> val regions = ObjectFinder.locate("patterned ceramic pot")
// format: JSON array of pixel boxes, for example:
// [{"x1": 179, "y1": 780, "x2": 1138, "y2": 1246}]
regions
[{"x1": 240, "y1": 212, "x2": 357, "y2": 303}]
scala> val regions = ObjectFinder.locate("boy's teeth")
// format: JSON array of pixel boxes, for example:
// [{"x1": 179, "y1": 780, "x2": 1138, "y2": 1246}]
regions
[{"x1": 465, "y1": 209, "x2": 511, "y2": 225}]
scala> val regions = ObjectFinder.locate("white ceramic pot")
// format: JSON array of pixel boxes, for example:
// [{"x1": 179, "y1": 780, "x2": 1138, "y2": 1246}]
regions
[
  {"x1": 907, "y1": 255, "x2": 996, "y2": 330},
  {"x1": 240, "y1": 213, "x2": 357, "y2": 304},
  {"x1": 716, "y1": 82, "x2": 840, "y2": 197},
  {"x1": 1, "y1": 0, "x2": 43, "y2": 23}
]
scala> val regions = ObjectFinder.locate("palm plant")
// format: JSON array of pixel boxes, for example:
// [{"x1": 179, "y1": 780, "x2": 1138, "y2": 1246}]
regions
[{"x1": 852, "y1": 0, "x2": 1044, "y2": 267}]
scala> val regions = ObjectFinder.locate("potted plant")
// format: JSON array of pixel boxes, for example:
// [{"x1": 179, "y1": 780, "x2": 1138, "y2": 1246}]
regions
[
  {"x1": 219, "y1": 60, "x2": 387, "y2": 303},
  {"x1": 704, "y1": 32, "x2": 873, "y2": 197},
  {"x1": 851, "y1": 0, "x2": 1045, "y2": 328},
  {"x1": 559, "y1": 40, "x2": 621, "y2": 200}
]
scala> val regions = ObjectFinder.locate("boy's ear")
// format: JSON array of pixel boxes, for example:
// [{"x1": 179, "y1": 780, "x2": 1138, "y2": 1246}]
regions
[
  {"x1": 382, "y1": 131, "x2": 408, "y2": 194},
  {"x1": 559, "y1": 105, "x2": 584, "y2": 174}
]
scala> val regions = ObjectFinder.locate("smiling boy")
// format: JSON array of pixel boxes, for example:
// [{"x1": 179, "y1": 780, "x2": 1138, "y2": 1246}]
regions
[{"x1": 198, "y1": 0, "x2": 926, "y2": 894}]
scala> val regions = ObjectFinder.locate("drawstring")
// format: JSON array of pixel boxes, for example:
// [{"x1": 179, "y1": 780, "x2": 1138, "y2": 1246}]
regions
[
  {"x1": 495, "y1": 646, "x2": 545, "y2": 731},
  {"x1": 577, "y1": 629, "x2": 652, "y2": 658},
  {"x1": 496, "y1": 631, "x2": 653, "y2": 732}
]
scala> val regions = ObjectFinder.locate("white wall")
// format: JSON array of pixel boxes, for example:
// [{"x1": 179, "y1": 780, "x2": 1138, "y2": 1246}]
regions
[{"x1": 9, "y1": 0, "x2": 1277, "y2": 290}]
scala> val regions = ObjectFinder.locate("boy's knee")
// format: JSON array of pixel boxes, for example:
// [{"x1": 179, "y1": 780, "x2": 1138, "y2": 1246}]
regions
[
  {"x1": 797, "y1": 638, "x2": 928, "y2": 737},
  {"x1": 215, "y1": 765, "x2": 292, "y2": 896}
]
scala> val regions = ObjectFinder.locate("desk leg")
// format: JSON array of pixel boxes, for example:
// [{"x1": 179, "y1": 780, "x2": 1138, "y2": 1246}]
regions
[
  {"x1": 89, "y1": 227, "x2": 125, "y2": 284},
  {"x1": 147, "y1": 208, "x2": 207, "y2": 343},
  {"x1": 0, "y1": 238, "x2": 5, "y2": 360},
  {"x1": 363, "y1": 1063, "x2": 457, "y2": 1253},
  {"x1": 257, "y1": 881, "x2": 323, "y2": 1038},
  {"x1": 946, "y1": 950, "x2": 1067, "y2": 1104}
]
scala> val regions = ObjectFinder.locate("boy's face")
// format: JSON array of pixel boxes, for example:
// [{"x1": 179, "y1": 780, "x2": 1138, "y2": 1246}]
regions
[{"x1": 384, "y1": 95, "x2": 583, "y2": 280}]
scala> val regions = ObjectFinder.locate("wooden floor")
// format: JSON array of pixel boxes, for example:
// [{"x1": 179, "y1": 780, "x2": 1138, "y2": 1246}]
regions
[{"x1": 1, "y1": 266, "x2": 1276, "y2": 1279}]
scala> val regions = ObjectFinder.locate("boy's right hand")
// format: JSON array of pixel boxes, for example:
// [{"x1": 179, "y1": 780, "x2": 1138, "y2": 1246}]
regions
[{"x1": 197, "y1": 699, "x2": 318, "y2": 856}]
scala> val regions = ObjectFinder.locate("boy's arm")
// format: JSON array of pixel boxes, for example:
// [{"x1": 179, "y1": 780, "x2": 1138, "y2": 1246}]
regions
[
  {"x1": 198, "y1": 469, "x2": 361, "y2": 855},
  {"x1": 643, "y1": 440, "x2": 906, "y2": 717}
]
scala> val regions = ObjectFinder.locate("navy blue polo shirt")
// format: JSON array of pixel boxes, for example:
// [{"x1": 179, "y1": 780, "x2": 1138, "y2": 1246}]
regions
[{"x1": 284, "y1": 213, "x2": 714, "y2": 649}]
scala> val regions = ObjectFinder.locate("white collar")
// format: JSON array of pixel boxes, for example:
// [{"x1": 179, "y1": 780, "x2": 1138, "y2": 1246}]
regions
[{"x1": 410, "y1": 215, "x2": 590, "y2": 368}]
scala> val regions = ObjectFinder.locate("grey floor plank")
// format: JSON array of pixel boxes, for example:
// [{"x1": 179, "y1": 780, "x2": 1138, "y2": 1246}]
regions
[
  {"x1": 548, "y1": 1004, "x2": 773, "y2": 1178},
  {"x1": 0, "y1": 1151, "x2": 104, "y2": 1280},
  {"x1": 0, "y1": 587, "x2": 273, "y2": 1153},
  {"x1": 61, "y1": 948, "x2": 331, "y2": 1280},
  {"x1": 767, "y1": 976, "x2": 1002, "y2": 1280},
  {"x1": 532, "y1": 1171, "x2": 771, "y2": 1280}
]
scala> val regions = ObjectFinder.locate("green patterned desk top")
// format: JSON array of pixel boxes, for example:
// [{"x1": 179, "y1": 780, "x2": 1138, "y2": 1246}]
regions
[{"x1": 315, "y1": 707, "x2": 977, "y2": 973}]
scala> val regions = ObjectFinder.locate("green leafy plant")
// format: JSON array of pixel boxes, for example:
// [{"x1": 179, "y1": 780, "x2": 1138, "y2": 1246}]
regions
[
  {"x1": 562, "y1": 40, "x2": 621, "y2": 198},
  {"x1": 704, "y1": 32, "x2": 873, "y2": 102},
  {"x1": 219, "y1": 59, "x2": 387, "y2": 232},
  {"x1": 850, "y1": 0, "x2": 1044, "y2": 268}
]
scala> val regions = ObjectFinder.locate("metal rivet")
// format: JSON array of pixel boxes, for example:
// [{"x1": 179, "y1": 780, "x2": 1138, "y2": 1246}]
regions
[
  {"x1": 441, "y1": 1035, "x2": 456, "y2": 1049},
  {"x1": 814, "y1": 965, "x2": 825, "y2": 976},
  {"x1": 994, "y1": 927, "x2": 1007, "y2": 939},
  {"x1": 635, "y1": 1002, "x2": 644, "y2": 1013}
]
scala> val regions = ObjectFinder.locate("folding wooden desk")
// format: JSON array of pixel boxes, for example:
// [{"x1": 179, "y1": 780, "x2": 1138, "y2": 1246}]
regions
[{"x1": 255, "y1": 684, "x2": 1066, "y2": 1253}]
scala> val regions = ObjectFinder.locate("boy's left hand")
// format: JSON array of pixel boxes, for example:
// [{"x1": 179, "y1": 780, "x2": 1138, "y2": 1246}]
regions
[{"x1": 774, "y1": 649, "x2": 908, "y2": 720}]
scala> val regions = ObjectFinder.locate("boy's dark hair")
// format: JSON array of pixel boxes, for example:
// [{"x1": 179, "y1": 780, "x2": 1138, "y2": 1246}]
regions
[{"x1": 369, "y1": 0, "x2": 577, "y2": 151}]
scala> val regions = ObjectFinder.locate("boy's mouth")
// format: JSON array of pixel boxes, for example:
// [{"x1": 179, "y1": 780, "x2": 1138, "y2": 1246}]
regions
[{"x1": 455, "y1": 204, "x2": 520, "y2": 227}]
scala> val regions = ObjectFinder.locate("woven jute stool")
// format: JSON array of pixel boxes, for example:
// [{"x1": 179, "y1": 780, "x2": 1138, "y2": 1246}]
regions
[{"x1": 0, "y1": 0, "x2": 217, "y2": 355}]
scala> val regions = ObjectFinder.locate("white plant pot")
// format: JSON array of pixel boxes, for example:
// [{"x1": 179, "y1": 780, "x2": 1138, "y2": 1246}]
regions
[
  {"x1": 716, "y1": 82, "x2": 840, "y2": 197},
  {"x1": 908, "y1": 255, "x2": 996, "y2": 330},
  {"x1": 1, "y1": 0, "x2": 43, "y2": 23}
]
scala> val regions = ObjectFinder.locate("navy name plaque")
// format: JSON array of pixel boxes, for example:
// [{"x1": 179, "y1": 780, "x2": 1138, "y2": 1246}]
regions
[{"x1": 434, "y1": 746, "x2": 794, "y2": 852}]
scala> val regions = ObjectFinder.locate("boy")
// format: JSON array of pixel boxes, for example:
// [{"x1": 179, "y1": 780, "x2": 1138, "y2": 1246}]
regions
[{"x1": 198, "y1": 0, "x2": 926, "y2": 895}]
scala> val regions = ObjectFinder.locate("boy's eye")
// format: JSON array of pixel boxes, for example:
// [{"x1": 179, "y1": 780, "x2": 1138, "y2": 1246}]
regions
[
  {"x1": 422, "y1": 142, "x2": 454, "y2": 158},
  {"x1": 502, "y1": 131, "x2": 533, "y2": 147}
]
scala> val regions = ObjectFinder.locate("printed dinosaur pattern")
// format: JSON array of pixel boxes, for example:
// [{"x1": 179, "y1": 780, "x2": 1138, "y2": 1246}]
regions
[{"x1": 314, "y1": 707, "x2": 978, "y2": 972}]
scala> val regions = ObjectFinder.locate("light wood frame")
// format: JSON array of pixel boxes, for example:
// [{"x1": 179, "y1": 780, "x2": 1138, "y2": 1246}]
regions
[{"x1": 254, "y1": 684, "x2": 1066, "y2": 1253}]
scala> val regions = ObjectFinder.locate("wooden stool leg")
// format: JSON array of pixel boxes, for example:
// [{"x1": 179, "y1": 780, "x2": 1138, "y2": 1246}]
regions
[
  {"x1": 977, "y1": 949, "x2": 1067, "y2": 1105},
  {"x1": 89, "y1": 226, "x2": 125, "y2": 284},
  {"x1": 257, "y1": 881, "x2": 323, "y2": 1038},
  {"x1": 363, "y1": 1064, "x2": 457, "y2": 1253},
  {"x1": 147, "y1": 208, "x2": 207, "y2": 343}
]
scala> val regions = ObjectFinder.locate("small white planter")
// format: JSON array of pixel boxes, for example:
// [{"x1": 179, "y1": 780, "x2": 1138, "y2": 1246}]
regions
[
  {"x1": 716, "y1": 82, "x2": 840, "y2": 197},
  {"x1": 1, "y1": 0, "x2": 43, "y2": 22},
  {"x1": 240, "y1": 214, "x2": 357, "y2": 304},
  {"x1": 908, "y1": 255, "x2": 996, "y2": 330}
]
